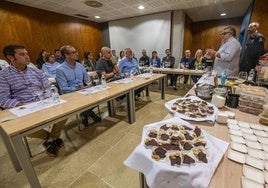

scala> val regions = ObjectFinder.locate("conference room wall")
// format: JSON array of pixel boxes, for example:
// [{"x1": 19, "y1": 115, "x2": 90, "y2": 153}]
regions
[
  {"x1": 188, "y1": 17, "x2": 243, "y2": 56},
  {"x1": 0, "y1": 1, "x2": 102, "y2": 63}
]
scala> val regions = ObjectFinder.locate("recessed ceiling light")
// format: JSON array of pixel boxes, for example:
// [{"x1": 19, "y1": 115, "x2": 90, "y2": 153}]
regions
[
  {"x1": 220, "y1": 13, "x2": 226, "y2": 16},
  {"x1": 138, "y1": 5, "x2": 144, "y2": 10},
  {"x1": 85, "y1": 1, "x2": 103, "y2": 8},
  {"x1": 94, "y1": 16, "x2": 100, "y2": 19}
]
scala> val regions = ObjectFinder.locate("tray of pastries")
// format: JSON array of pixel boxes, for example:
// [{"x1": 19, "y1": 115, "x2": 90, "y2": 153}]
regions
[
  {"x1": 144, "y1": 123, "x2": 208, "y2": 166},
  {"x1": 165, "y1": 95, "x2": 218, "y2": 122}
]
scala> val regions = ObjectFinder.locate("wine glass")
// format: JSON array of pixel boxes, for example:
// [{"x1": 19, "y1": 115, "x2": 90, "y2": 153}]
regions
[{"x1": 238, "y1": 71, "x2": 248, "y2": 81}]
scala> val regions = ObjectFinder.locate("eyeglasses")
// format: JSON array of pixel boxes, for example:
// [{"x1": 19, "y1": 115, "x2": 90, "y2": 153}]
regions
[
  {"x1": 69, "y1": 51, "x2": 78, "y2": 54},
  {"x1": 221, "y1": 32, "x2": 231, "y2": 36}
]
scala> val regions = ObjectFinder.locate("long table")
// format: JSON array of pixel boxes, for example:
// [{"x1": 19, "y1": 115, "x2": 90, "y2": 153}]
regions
[
  {"x1": 139, "y1": 87, "x2": 261, "y2": 188},
  {"x1": 0, "y1": 73, "x2": 166, "y2": 187}
]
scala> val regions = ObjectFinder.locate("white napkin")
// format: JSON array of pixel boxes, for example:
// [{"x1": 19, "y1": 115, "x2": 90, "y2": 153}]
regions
[
  {"x1": 76, "y1": 86, "x2": 110, "y2": 95},
  {"x1": 124, "y1": 117, "x2": 229, "y2": 188}
]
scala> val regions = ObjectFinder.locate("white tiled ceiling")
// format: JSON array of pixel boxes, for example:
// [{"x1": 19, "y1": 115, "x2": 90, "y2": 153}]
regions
[{"x1": 4, "y1": 0, "x2": 252, "y2": 23}]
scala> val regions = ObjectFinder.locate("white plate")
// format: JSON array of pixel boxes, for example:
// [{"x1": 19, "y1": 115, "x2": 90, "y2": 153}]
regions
[
  {"x1": 238, "y1": 122, "x2": 251, "y2": 128},
  {"x1": 264, "y1": 170, "x2": 268, "y2": 183},
  {"x1": 241, "y1": 176, "x2": 264, "y2": 188},
  {"x1": 264, "y1": 152, "x2": 268, "y2": 160},
  {"x1": 227, "y1": 119, "x2": 237, "y2": 125},
  {"x1": 240, "y1": 128, "x2": 254, "y2": 134},
  {"x1": 250, "y1": 123, "x2": 264, "y2": 131},
  {"x1": 247, "y1": 148, "x2": 265, "y2": 160},
  {"x1": 228, "y1": 123, "x2": 240, "y2": 130},
  {"x1": 231, "y1": 142, "x2": 247, "y2": 153},
  {"x1": 243, "y1": 164, "x2": 265, "y2": 184},
  {"x1": 263, "y1": 145, "x2": 268, "y2": 153},
  {"x1": 246, "y1": 140, "x2": 263, "y2": 150},
  {"x1": 265, "y1": 162, "x2": 268, "y2": 171},
  {"x1": 230, "y1": 135, "x2": 246, "y2": 144},
  {"x1": 245, "y1": 155, "x2": 264, "y2": 170},
  {"x1": 164, "y1": 96, "x2": 218, "y2": 122},
  {"x1": 263, "y1": 126, "x2": 268, "y2": 132},
  {"x1": 229, "y1": 129, "x2": 243, "y2": 137},
  {"x1": 254, "y1": 130, "x2": 268, "y2": 137},
  {"x1": 258, "y1": 137, "x2": 268, "y2": 145},
  {"x1": 243, "y1": 133, "x2": 258, "y2": 142},
  {"x1": 228, "y1": 149, "x2": 246, "y2": 164}
]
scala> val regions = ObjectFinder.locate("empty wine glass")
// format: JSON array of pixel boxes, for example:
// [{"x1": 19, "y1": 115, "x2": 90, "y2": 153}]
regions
[{"x1": 238, "y1": 71, "x2": 248, "y2": 81}]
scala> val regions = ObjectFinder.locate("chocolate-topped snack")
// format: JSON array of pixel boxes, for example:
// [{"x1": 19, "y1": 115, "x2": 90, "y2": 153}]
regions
[
  {"x1": 180, "y1": 125, "x2": 192, "y2": 131},
  {"x1": 160, "y1": 133, "x2": 169, "y2": 141},
  {"x1": 184, "y1": 133, "x2": 194, "y2": 140},
  {"x1": 193, "y1": 126, "x2": 202, "y2": 137},
  {"x1": 193, "y1": 147, "x2": 208, "y2": 163},
  {"x1": 152, "y1": 147, "x2": 167, "y2": 160},
  {"x1": 193, "y1": 140, "x2": 206, "y2": 147},
  {"x1": 171, "y1": 98, "x2": 214, "y2": 118},
  {"x1": 170, "y1": 152, "x2": 182, "y2": 165},
  {"x1": 197, "y1": 151, "x2": 208, "y2": 163},
  {"x1": 183, "y1": 154, "x2": 195, "y2": 164},
  {"x1": 144, "y1": 138, "x2": 158, "y2": 146},
  {"x1": 148, "y1": 129, "x2": 157, "y2": 138},
  {"x1": 182, "y1": 142, "x2": 193, "y2": 150},
  {"x1": 160, "y1": 124, "x2": 169, "y2": 131}
]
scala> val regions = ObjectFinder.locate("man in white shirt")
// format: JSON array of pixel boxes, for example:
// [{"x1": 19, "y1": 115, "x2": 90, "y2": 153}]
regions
[
  {"x1": 0, "y1": 59, "x2": 9, "y2": 70},
  {"x1": 207, "y1": 26, "x2": 241, "y2": 76}
]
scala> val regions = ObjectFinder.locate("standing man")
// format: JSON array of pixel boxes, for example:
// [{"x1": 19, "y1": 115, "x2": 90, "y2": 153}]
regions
[
  {"x1": 139, "y1": 49, "x2": 150, "y2": 67},
  {"x1": 180, "y1": 50, "x2": 194, "y2": 89},
  {"x1": 239, "y1": 22, "x2": 265, "y2": 73},
  {"x1": 56, "y1": 45, "x2": 101, "y2": 126},
  {"x1": 0, "y1": 44, "x2": 66, "y2": 157},
  {"x1": 207, "y1": 26, "x2": 241, "y2": 76},
  {"x1": 162, "y1": 49, "x2": 177, "y2": 90}
]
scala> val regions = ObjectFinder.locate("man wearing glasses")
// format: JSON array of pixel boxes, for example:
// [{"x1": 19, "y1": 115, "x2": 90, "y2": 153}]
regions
[
  {"x1": 206, "y1": 26, "x2": 241, "y2": 76},
  {"x1": 56, "y1": 45, "x2": 101, "y2": 126},
  {"x1": 239, "y1": 22, "x2": 265, "y2": 74}
]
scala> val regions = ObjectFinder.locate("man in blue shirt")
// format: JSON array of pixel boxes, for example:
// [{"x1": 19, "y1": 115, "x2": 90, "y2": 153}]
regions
[
  {"x1": 180, "y1": 50, "x2": 194, "y2": 89},
  {"x1": 56, "y1": 45, "x2": 101, "y2": 125},
  {"x1": 119, "y1": 48, "x2": 143, "y2": 99}
]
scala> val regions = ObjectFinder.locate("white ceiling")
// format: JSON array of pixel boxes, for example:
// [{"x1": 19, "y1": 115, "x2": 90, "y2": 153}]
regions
[{"x1": 5, "y1": 0, "x2": 252, "y2": 23}]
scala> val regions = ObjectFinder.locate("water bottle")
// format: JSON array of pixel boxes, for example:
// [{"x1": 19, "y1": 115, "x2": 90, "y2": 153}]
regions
[
  {"x1": 247, "y1": 69, "x2": 254, "y2": 82},
  {"x1": 50, "y1": 85, "x2": 60, "y2": 103},
  {"x1": 220, "y1": 69, "x2": 227, "y2": 85},
  {"x1": 101, "y1": 75, "x2": 106, "y2": 88},
  {"x1": 130, "y1": 70, "x2": 134, "y2": 80},
  {"x1": 149, "y1": 65, "x2": 153, "y2": 75}
]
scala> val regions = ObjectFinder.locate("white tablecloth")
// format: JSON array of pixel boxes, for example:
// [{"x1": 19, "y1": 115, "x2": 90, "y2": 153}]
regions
[{"x1": 124, "y1": 117, "x2": 229, "y2": 188}]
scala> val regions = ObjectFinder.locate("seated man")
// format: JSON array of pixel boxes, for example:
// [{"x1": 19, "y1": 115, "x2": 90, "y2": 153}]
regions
[
  {"x1": 180, "y1": 49, "x2": 194, "y2": 89},
  {"x1": 162, "y1": 49, "x2": 177, "y2": 90},
  {"x1": 56, "y1": 45, "x2": 101, "y2": 126},
  {"x1": 96, "y1": 46, "x2": 120, "y2": 81},
  {"x1": 0, "y1": 44, "x2": 66, "y2": 157},
  {"x1": 119, "y1": 48, "x2": 144, "y2": 99}
]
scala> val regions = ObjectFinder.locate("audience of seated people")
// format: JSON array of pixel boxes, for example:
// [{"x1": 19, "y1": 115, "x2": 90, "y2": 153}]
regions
[
  {"x1": 149, "y1": 50, "x2": 161, "y2": 68},
  {"x1": 180, "y1": 49, "x2": 194, "y2": 89},
  {"x1": 54, "y1": 49, "x2": 64, "y2": 63},
  {"x1": 42, "y1": 53, "x2": 60, "y2": 78},
  {"x1": 56, "y1": 45, "x2": 101, "y2": 126},
  {"x1": 36, "y1": 49, "x2": 47, "y2": 69},
  {"x1": 0, "y1": 44, "x2": 66, "y2": 157},
  {"x1": 162, "y1": 49, "x2": 177, "y2": 90},
  {"x1": 139, "y1": 49, "x2": 150, "y2": 67},
  {"x1": 191, "y1": 49, "x2": 207, "y2": 83},
  {"x1": 82, "y1": 51, "x2": 97, "y2": 72}
]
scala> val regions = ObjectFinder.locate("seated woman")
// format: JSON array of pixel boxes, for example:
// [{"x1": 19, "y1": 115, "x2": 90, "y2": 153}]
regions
[
  {"x1": 82, "y1": 51, "x2": 96, "y2": 72},
  {"x1": 149, "y1": 51, "x2": 161, "y2": 68},
  {"x1": 42, "y1": 53, "x2": 60, "y2": 78},
  {"x1": 191, "y1": 49, "x2": 206, "y2": 83}
]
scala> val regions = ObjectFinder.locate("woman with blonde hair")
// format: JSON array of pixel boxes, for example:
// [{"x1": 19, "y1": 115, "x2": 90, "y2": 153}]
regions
[{"x1": 191, "y1": 49, "x2": 206, "y2": 83}]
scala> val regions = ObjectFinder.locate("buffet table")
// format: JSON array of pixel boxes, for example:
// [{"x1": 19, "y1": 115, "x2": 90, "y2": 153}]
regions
[
  {"x1": 135, "y1": 87, "x2": 260, "y2": 188},
  {"x1": 0, "y1": 73, "x2": 166, "y2": 187}
]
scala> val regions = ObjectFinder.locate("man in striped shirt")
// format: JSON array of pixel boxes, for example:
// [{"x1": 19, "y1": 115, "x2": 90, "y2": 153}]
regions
[{"x1": 0, "y1": 44, "x2": 66, "y2": 157}]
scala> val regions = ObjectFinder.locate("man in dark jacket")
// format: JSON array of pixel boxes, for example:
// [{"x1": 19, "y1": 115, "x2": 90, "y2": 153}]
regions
[{"x1": 239, "y1": 22, "x2": 265, "y2": 74}]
